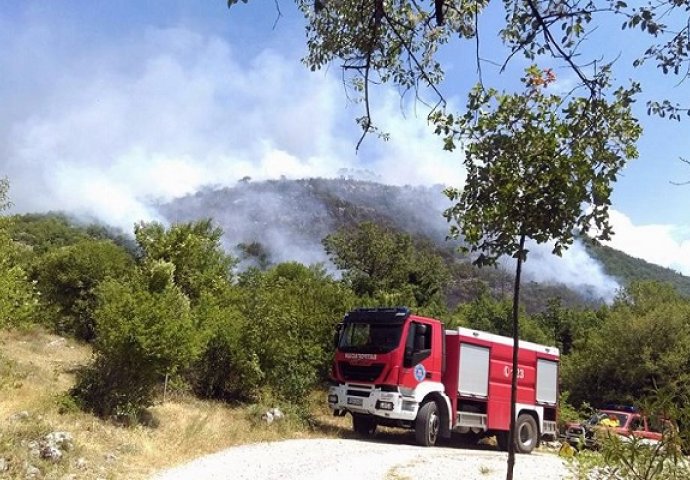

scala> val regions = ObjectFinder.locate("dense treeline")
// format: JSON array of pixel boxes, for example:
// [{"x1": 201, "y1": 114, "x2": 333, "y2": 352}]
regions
[{"x1": 2, "y1": 197, "x2": 690, "y2": 425}]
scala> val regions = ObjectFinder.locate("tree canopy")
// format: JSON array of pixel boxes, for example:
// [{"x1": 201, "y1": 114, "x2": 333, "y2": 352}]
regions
[
  {"x1": 231, "y1": 0, "x2": 689, "y2": 141},
  {"x1": 441, "y1": 67, "x2": 641, "y2": 265},
  {"x1": 323, "y1": 221, "x2": 450, "y2": 308}
]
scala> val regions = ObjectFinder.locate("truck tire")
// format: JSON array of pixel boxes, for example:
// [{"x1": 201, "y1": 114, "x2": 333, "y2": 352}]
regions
[
  {"x1": 415, "y1": 401, "x2": 440, "y2": 447},
  {"x1": 515, "y1": 413, "x2": 539, "y2": 454},
  {"x1": 352, "y1": 414, "x2": 376, "y2": 436}
]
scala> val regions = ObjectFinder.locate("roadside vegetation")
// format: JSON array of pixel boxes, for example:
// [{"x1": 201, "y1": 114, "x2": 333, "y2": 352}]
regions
[{"x1": 2, "y1": 179, "x2": 690, "y2": 478}]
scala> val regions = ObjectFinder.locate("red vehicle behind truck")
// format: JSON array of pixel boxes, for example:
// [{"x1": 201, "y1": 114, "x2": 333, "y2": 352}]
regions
[{"x1": 328, "y1": 307, "x2": 560, "y2": 453}]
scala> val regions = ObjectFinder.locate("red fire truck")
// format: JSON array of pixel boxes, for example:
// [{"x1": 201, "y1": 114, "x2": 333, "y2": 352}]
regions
[{"x1": 327, "y1": 307, "x2": 560, "y2": 453}]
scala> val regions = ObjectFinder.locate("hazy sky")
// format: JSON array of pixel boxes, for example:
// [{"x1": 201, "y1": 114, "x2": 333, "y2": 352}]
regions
[{"x1": 1, "y1": 1, "x2": 689, "y2": 274}]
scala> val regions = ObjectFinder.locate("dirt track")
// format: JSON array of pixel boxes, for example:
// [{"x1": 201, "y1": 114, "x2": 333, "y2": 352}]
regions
[{"x1": 151, "y1": 437, "x2": 570, "y2": 480}]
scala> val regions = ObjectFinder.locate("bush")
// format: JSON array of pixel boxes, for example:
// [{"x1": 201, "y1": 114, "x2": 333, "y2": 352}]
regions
[
  {"x1": 240, "y1": 263, "x2": 356, "y2": 404},
  {"x1": 190, "y1": 291, "x2": 264, "y2": 402},
  {"x1": 562, "y1": 282, "x2": 690, "y2": 407},
  {"x1": 0, "y1": 262, "x2": 37, "y2": 328},
  {"x1": 73, "y1": 274, "x2": 198, "y2": 418},
  {"x1": 0, "y1": 230, "x2": 37, "y2": 329},
  {"x1": 134, "y1": 220, "x2": 236, "y2": 304},
  {"x1": 34, "y1": 239, "x2": 134, "y2": 340}
]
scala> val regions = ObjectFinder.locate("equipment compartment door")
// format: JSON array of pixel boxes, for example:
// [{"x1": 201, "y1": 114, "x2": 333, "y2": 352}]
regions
[
  {"x1": 536, "y1": 359, "x2": 558, "y2": 405},
  {"x1": 458, "y1": 343, "x2": 489, "y2": 397}
]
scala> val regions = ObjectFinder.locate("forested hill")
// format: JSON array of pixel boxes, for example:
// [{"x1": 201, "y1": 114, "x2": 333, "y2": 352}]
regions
[
  {"x1": 586, "y1": 241, "x2": 690, "y2": 297},
  {"x1": 160, "y1": 177, "x2": 452, "y2": 266},
  {"x1": 159, "y1": 177, "x2": 690, "y2": 310}
]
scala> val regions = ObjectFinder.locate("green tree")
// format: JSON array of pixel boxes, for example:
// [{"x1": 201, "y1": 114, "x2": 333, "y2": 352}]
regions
[
  {"x1": 73, "y1": 269, "x2": 198, "y2": 418},
  {"x1": 323, "y1": 221, "x2": 449, "y2": 308},
  {"x1": 35, "y1": 239, "x2": 134, "y2": 340},
  {"x1": 437, "y1": 68, "x2": 640, "y2": 475},
  {"x1": 231, "y1": 1, "x2": 688, "y2": 135},
  {"x1": 135, "y1": 220, "x2": 236, "y2": 304},
  {"x1": 562, "y1": 282, "x2": 690, "y2": 408},
  {"x1": 531, "y1": 297, "x2": 601, "y2": 355},
  {"x1": 0, "y1": 179, "x2": 37, "y2": 328},
  {"x1": 189, "y1": 288, "x2": 264, "y2": 402},
  {"x1": 451, "y1": 291, "x2": 550, "y2": 344},
  {"x1": 7, "y1": 213, "x2": 135, "y2": 256},
  {"x1": 239, "y1": 263, "x2": 356, "y2": 405}
]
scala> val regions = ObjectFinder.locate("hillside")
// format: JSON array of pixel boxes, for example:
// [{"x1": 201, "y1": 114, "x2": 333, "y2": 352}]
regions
[
  {"x1": 586, "y1": 241, "x2": 690, "y2": 297},
  {"x1": 159, "y1": 177, "x2": 690, "y2": 310}
]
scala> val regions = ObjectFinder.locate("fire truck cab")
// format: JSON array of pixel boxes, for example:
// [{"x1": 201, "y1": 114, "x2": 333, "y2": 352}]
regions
[{"x1": 327, "y1": 307, "x2": 559, "y2": 453}]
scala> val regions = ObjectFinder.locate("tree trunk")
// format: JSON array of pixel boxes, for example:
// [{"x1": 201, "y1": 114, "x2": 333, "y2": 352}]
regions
[{"x1": 506, "y1": 233, "x2": 526, "y2": 480}]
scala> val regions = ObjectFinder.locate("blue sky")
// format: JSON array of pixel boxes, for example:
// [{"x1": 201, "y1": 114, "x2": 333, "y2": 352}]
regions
[{"x1": 1, "y1": 1, "x2": 689, "y2": 275}]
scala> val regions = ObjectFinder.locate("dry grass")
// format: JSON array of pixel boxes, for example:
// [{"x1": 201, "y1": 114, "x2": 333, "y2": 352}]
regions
[{"x1": 0, "y1": 327, "x2": 351, "y2": 480}]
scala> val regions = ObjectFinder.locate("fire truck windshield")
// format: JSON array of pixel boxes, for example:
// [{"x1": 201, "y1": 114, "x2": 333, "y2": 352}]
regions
[{"x1": 338, "y1": 322, "x2": 403, "y2": 353}]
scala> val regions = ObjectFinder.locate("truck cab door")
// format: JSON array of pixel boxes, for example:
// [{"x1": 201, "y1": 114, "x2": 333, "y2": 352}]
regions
[{"x1": 400, "y1": 321, "x2": 439, "y2": 388}]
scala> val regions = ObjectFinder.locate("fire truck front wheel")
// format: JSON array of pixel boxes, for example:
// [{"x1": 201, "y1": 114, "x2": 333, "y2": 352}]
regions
[
  {"x1": 415, "y1": 401, "x2": 440, "y2": 447},
  {"x1": 352, "y1": 414, "x2": 377, "y2": 436}
]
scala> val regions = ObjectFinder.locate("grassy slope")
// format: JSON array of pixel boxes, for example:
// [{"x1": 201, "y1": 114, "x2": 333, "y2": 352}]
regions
[{"x1": 0, "y1": 328, "x2": 350, "y2": 480}]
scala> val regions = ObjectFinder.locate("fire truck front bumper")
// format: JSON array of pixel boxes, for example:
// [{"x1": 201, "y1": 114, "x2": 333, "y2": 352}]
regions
[{"x1": 327, "y1": 383, "x2": 418, "y2": 421}]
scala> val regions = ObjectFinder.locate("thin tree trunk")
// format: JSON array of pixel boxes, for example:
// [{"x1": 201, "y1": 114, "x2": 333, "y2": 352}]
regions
[{"x1": 506, "y1": 233, "x2": 526, "y2": 480}]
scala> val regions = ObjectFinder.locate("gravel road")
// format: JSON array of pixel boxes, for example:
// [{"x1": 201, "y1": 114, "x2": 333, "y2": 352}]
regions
[{"x1": 151, "y1": 438, "x2": 570, "y2": 480}]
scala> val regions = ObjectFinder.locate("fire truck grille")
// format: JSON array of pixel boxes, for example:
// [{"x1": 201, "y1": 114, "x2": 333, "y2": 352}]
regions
[{"x1": 338, "y1": 362, "x2": 385, "y2": 382}]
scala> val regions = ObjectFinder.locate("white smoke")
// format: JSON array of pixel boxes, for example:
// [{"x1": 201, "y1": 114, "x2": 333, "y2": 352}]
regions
[
  {"x1": 1, "y1": 20, "x2": 462, "y2": 232},
  {"x1": 516, "y1": 239, "x2": 620, "y2": 302}
]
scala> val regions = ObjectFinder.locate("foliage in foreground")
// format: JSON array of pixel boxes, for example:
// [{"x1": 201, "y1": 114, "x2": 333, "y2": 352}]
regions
[
  {"x1": 571, "y1": 392, "x2": 690, "y2": 480},
  {"x1": 0, "y1": 178, "x2": 37, "y2": 329},
  {"x1": 72, "y1": 269, "x2": 198, "y2": 418}
]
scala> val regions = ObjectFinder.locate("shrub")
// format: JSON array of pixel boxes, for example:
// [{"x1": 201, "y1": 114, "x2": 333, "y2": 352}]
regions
[
  {"x1": 240, "y1": 263, "x2": 356, "y2": 405},
  {"x1": 190, "y1": 291, "x2": 264, "y2": 402},
  {"x1": 34, "y1": 239, "x2": 134, "y2": 340},
  {"x1": 134, "y1": 220, "x2": 236, "y2": 304},
  {"x1": 0, "y1": 262, "x2": 37, "y2": 328},
  {"x1": 73, "y1": 274, "x2": 198, "y2": 418}
]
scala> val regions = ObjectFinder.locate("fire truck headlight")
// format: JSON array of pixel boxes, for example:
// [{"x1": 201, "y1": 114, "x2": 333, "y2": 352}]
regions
[
  {"x1": 328, "y1": 394, "x2": 338, "y2": 404},
  {"x1": 377, "y1": 401, "x2": 394, "y2": 411}
]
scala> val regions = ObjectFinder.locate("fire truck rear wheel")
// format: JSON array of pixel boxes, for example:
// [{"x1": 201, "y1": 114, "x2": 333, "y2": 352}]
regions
[
  {"x1": 515, "y1": 413, "x2": 539, "y2": 454},
  {"x1": 352, "y1": 414, "x2": 377, "y2": 436},
  {"x1": 415, "y1": 401, "x2": 440, "y2": 447}
]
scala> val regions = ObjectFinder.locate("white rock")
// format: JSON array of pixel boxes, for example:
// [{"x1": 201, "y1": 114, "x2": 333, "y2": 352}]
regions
[
  {"x1": 44, "y1": 431, "x2": 73, "y2": 450},
  {"x1": 269, "y1": 408, "x2": 284, "y2": 420},
  {"x1": 25, "y1": 464, "x2": 40, "y2": 479},
  {"x1": 47, "y1": 338, "x2": 67, "y2": 348},
  {"x1": 75, "y1": 457, "x2": 88, "y2": 469},
  {"x1": 261, "y1": 411, "x2": 274, "y2": 424},
  {"x1": 40, "y1": 443, "x2": 63, "y2": 462},
  {"x1": 27, "y1": 441, "x2": 40, "y2": 457},
  {"x1": 0, "y1": 457, "x2": 7, "y2": 472}
]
